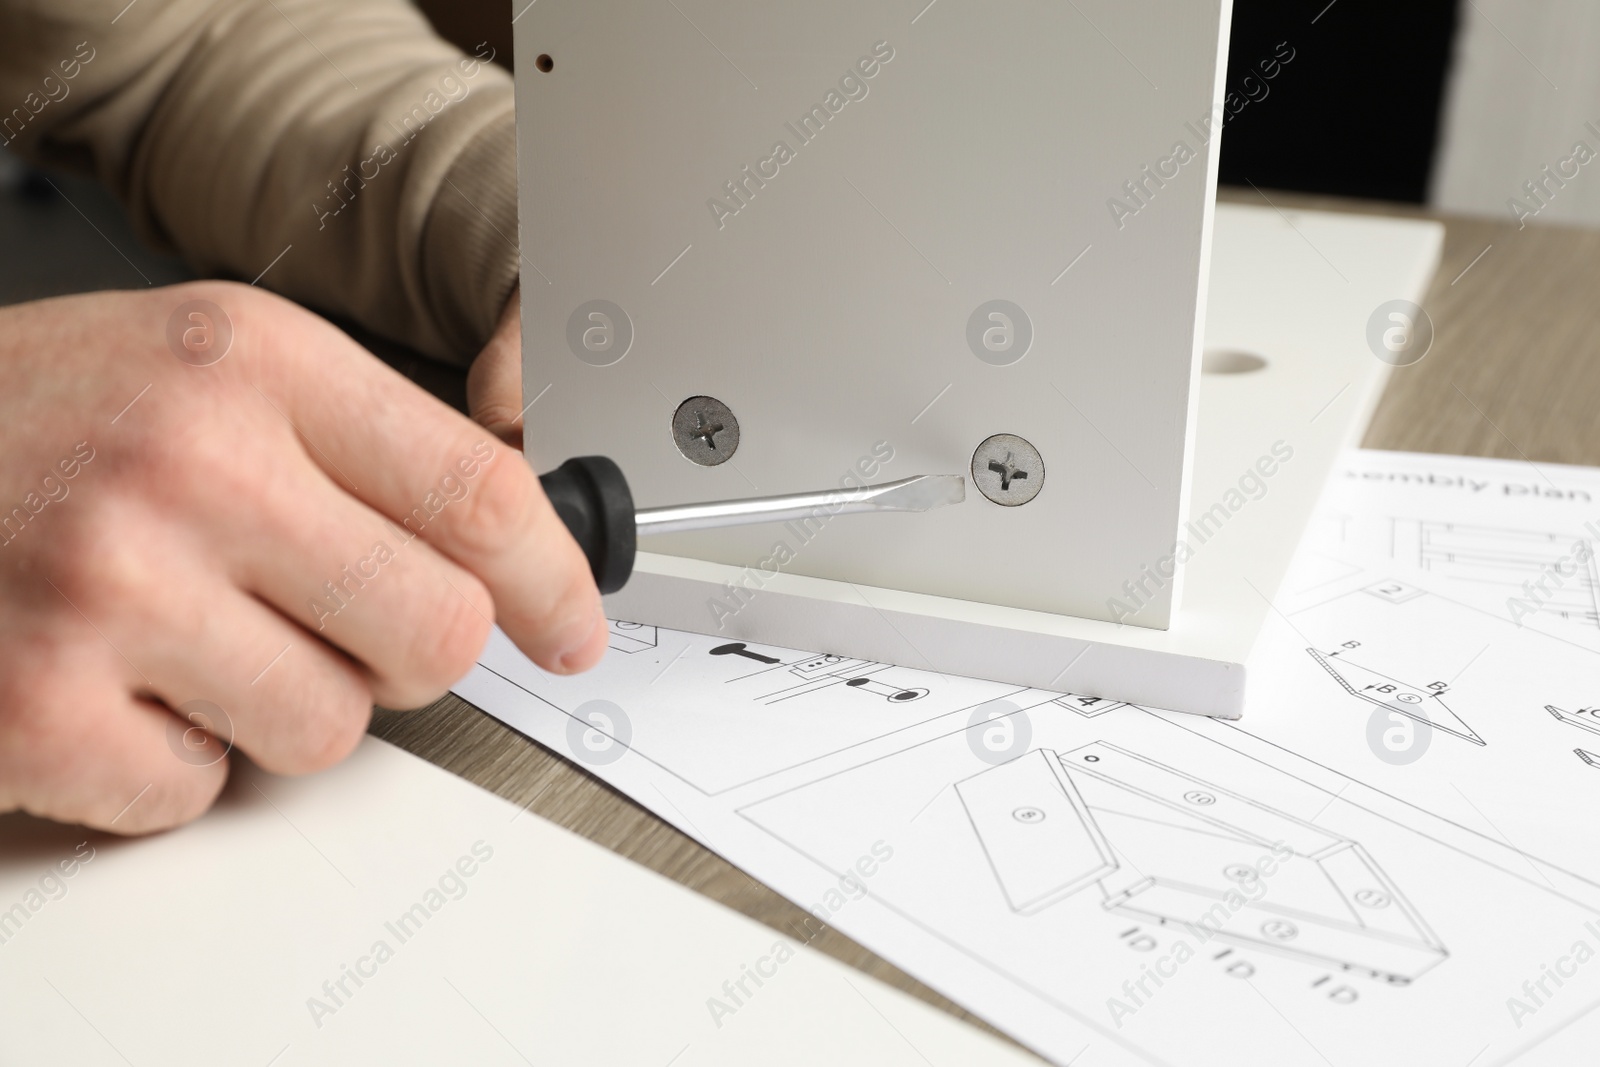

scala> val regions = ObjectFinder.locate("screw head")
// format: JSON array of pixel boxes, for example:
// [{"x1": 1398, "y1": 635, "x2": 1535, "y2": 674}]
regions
[
  {"x1": 672, "y1": 395, "x2": 740, "y2": 466},
  {"x1": 971, "y1": 433, "x2": 1044, "y2": 506}
]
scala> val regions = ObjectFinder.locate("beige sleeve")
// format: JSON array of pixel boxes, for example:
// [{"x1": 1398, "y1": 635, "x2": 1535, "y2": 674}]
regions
[{"x1": 0, "y1": 0, "x2": 519, "y2": 365}]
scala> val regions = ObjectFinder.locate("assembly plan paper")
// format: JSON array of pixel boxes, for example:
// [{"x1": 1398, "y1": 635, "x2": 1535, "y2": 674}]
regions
[{"x1": 453, "y1": 450, "x2": 1600, "y2": 1067}]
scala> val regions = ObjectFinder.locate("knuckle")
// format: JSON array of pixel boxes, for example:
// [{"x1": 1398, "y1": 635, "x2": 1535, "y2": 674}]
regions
[
  {"x1": 0, "y1": 654, "x2": 75, "y2": 757},
  {"x1": 137, "y1": 391, "x2": 257, "y2": 484},
  {"x1": 169, "y1": 279, "x2": 282, "y2": 335},
  {"x1": 41, "y1": 503, "x2": 159, "y2": 614},
  {"x1": 286, "y1": 687, "x2": 372, "y2": 774},
  {"x1": 108, "y1": 761, "x2": 229, "y2": 834},
  {"x1": 471, "y1": 403, "x2": 522, "y2": 434},
  {"x1": 445, "y1": 447, "x2": 534, "y2": 560},
  {"x1": 472, "y1": 413, "x2": 523, "y2": 448},
  {"x1": 397, "y1": 574, "x2": 491, "y2": 697},
  {"x1": 166, "y1": 278, "x2": 251, "y2": 305},
  {"x1": 161, "y1": 278, "x2": 249, "y2": 314},
  {"x1": 90, "y1": 409, "x2": 232, "y2": 521},
  {"x1": 0, "y1": 678, "x2": 226, "y2": 834},
  {"x1": 155, "y1": 279, "x2": 310, "y2": 383},
  {"x1": 242, "y1": 655, "x2": 372, "y2": 776},
  {"x1": 150, "y1": 279, "x2": 260, "y2": 353}
]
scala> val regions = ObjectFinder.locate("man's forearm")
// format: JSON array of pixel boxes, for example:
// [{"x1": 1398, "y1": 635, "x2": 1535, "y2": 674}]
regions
[{"x1": 0, "y1": 0, "x2": 519, "y2": 364}]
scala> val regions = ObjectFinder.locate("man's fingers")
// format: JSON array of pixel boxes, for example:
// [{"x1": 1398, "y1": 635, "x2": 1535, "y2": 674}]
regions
[
  {"x1": 129, "y1": 572, "x2": 376, "y2": 776},
  {"x1": 253, "y1": 293, "x2": 605, "y2": 675},
  {"x1": 0, "y1": 684, "x2": 228, "y2": 835},
  {"x1": 467, "y1": 288, "x2": 525, "y2": 448},
  {"x1": 230, "y1": 458, "x2": 496, "y2": 709}
]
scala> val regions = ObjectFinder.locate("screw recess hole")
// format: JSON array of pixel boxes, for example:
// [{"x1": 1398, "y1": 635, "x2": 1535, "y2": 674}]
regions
[
  {"x1": 535, "y1": 54, "x2": 554, "y2": 73},
  {"x1": 1202, "y1": 348, "x2": 1268, "y2": 375}
]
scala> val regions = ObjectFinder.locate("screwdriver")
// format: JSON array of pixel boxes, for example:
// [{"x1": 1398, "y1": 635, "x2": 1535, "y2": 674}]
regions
[{"x1": 538, "y1": 456, "x2": 966, "y2": 593}]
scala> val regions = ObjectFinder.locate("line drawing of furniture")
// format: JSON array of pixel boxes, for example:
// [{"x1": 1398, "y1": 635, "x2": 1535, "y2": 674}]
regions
[
  {"x1": 1548, "y1": 704, "x2": 1600, "y2": 739},
  {"x1": 956, "y1": 743, "x2": 1449, "y2": 984},
  {"x1": 1309, "y1": 649, "x2": 1484, "y2": 746}
]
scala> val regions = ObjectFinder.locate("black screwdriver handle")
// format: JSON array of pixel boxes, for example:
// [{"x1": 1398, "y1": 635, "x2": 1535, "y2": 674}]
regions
[{"x1": 537, "y1": 456, "x2": 637, "y2": 594}]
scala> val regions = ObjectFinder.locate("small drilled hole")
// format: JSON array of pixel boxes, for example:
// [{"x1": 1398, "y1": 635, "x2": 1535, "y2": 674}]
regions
[
  {"x1": 535, "y1": 54, "x2": 554, "y2": 73},
  {"x1": 1202, "y1": 348, "x2": 1268, "y2": 374}
]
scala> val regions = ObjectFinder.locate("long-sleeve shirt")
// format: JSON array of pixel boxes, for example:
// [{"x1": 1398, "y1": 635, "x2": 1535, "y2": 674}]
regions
[{"x1": 0, "y1": 0, "x2": 518, "y2": 365}]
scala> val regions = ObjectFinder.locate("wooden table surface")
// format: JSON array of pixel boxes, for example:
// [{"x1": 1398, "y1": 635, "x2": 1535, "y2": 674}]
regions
[{"x1": 370, "y1": 188, "x2": 1600, "y2": 1048}]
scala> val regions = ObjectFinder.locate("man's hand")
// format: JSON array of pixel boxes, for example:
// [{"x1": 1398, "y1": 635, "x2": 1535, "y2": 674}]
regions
[
  {"x1": 0, "y1": 282, "x2": 608, "y2": 834},
  {"x1": 467, "y1": 286, "x2": 525, "y2": 448}
]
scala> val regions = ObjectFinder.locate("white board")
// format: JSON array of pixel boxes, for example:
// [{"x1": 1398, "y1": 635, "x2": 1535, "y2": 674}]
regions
[
  {"x1": 0, "y1": 738, "x2": 1041, "y2": 1066},
  {"x1": 516, "y1": 0, "x2": 1233, "y2": 627},
  {"x1": 597, "y1": 206, "x2": 1445, "y2": 717}
]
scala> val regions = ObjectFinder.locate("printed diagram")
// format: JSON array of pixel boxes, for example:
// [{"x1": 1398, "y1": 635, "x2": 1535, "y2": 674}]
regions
[
  {"x1": 607, "y1": 619, "x2": 658, "y2": 654},
  {"x1": 1416, "y1": 523, "x2": 1599, "y2": 623},
  {"x1": 1053, "y1": 694, "x2": 1129, "y2": 718},
  {"x1": 713, "y1": 645, "x2": 931, "y2": 704},
  {"x1": 470, "y1": 457, "x2": 1600, "y2": 1067},
  {"x1": 1307, "y1": 647, "x2": 1484, "y2": 746},
  {"x1": 1360, "y1": 578, "x2": 1428, "y2": 606},
  {"x1": 466, "y1": 625, "x2": 1010, "y2": 796},
  {"x1": 1400, "y1": 521, "x2": 1600, "y2": 652},
  {"x1": 1539, "y1": 708, "x2": 1600, "y2": 769},
  {"x1": 956, "y1": 749, "x2": 1119, "y2": 915},
  {"x1": 1547, "y1": 704, "x2": 1600, "y2": 738},
  {"x1": 957, "y1": 743, "x2": 1449, "y2": 984}
]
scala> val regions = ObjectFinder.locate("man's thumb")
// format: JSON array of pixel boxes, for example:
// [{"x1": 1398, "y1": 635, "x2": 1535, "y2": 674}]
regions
[{"x1": 468, "y1": 289, "x2": 524, "y2": 449}]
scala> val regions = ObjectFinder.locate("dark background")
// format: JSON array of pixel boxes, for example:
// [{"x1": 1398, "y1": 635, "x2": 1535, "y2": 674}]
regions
[{"x1": 1216, "y1": 0, "x2": 1461, "y2": 202}]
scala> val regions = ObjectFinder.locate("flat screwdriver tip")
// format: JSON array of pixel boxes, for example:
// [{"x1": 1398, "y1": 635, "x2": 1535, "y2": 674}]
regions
[{"x1": 873, "y1": 474, "x2": 966, "y2": 511}]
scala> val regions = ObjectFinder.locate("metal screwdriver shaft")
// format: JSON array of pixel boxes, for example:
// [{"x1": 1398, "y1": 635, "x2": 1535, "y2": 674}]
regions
[
  {"x1": 635, "y1": 474, "x2": 966, "y2": 536},
  {"x1": 537, "y1": 458, "x2": 965, "y2": 595}
]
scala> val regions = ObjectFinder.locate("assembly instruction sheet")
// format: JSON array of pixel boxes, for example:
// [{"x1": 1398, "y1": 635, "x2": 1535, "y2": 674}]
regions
[{"x1": 453, "y1": 450, "x2": 1600, "y2": 1067}]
